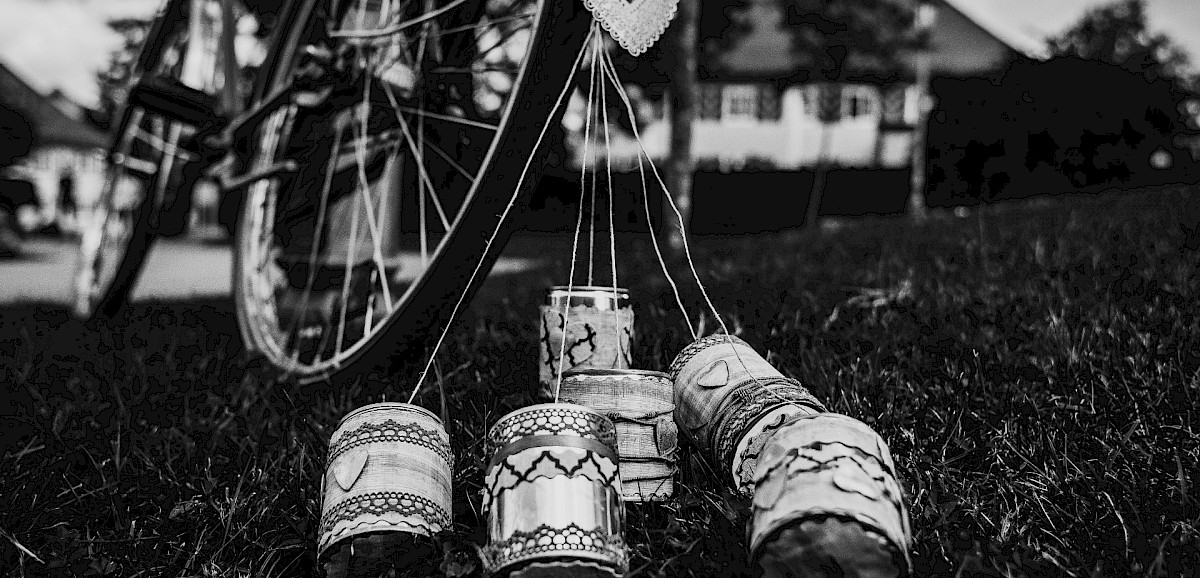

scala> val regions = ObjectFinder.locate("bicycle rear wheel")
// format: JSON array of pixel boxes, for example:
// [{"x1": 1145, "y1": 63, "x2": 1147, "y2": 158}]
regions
[
  {"x1": 234, "y1": 0, "x2": 590, "y2": 381},
  {"x1": 73, "y1": 0, "x2": 255, "y2": 319}
]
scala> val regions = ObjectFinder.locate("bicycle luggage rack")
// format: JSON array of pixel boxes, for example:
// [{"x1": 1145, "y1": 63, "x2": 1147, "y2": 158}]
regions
[{"x1": 127, "y1": 75, "x2": 225, "y2": 128}]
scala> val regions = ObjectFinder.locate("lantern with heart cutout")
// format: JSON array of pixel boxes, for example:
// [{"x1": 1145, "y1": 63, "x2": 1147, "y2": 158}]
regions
[
  {"x1": 318, "y1": 403, "x2": 453, "y2": 570},
  {"x1": 668, "y1": 334, "x2": 826, "y2": 493}
]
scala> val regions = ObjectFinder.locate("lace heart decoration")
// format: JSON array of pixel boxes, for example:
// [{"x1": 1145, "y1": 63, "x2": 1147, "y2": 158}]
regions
[{"x1": 582, "y1": 0, "x2": 680, "y2": 57}]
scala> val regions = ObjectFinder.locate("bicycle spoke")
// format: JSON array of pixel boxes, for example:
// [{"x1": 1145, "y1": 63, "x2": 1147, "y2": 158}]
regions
[
  {"x1": 425, "y1": 13, "x2": 532, "y2": 38},
  {"x1": 429, "y1": 65, "x2": 520, "y2": 74},
  {"x1": 422, "y1": 137, "x2": 476, "y2": 183},
  {"x1": 395, "y1": 106, "x2": 498, "y2": 131},
  {"x1": 234, "y1": 0, "x2": 585, "y2": 377},
  {"x1": 383, "y1": 83, "x2": 452, "y2": 230},
  {"x1": 352, "y1": 82, "x2": 395, "y2": 313},
  {"x1": 331, "y1": 0, "x2": 468, "y2": 39},
  {"x1": 334, "y1": 182, "x2": 364, "y2": 354},
  {"x1": 281, "y1": 118, "x2": 343, "y2": 350}
]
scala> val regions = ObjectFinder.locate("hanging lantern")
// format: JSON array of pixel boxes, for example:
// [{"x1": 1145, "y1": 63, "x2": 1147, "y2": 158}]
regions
[
  {"x1": 749, "y1": 413, "x2": 912, "y2": 577},
  {"x1": 538, "y1": 286, "x2": 634, "y2": 399},
  {"x1": 482, "y1": 403, "x2": 628, "y2": 577},
  {"x1": 318, "y1": 403, "x2": 453, "y2": 568},
  {"x1": 556, "y1": 369, "x2": 677, "y2": 501},
  {"x1": 668, "y1": 334, "x2": 826, "y2": 492}
]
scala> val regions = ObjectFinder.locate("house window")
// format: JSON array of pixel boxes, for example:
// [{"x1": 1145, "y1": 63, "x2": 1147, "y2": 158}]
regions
[
  {"x1": 722, "y1": 84, "x2": 759, "y2": 123},
  {"x1": 803, "y1": 84, "x2": 844, "y2": 121},
  {"x1": 842, "y1": 86, "x2": 877, "y2": 119},
  {"x1": 882, "y1": 85, "x2": 907, "y2": 125},
  {"x1": 699, "y1": 83, "x2": 722, "y2": 120}
]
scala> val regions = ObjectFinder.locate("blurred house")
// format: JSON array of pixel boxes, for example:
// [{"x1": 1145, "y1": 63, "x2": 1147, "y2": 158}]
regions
[
  {"x1": 0, "y1": 61, "x2": 108, "y2": 232},
  {"x1": 573, "y1": 0, "x2": 1029, "y2": 171}
]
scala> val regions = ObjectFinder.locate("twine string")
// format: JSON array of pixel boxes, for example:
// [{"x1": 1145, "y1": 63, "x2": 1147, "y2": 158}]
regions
[
  {"x1": 597, "y1": 50, "x2": 814, "y2": 416},
  {"x1": 408, "y1": 24, "x2": 597, "y2": 404},
  {"x1": 600, "y1": 63, "x2": 624, "y2": 368},
  {"x1": 552, "y1": 27, "x2": 606, "y2": 403}
]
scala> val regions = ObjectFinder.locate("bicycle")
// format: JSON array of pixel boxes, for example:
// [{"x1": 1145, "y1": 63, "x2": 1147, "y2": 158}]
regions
[{"x1": 74, "y1": 0, "x2": 593, "y2": 383}]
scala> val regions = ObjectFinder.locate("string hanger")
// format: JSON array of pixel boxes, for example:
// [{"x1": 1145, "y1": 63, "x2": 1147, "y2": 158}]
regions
[{"x1": 410, "y1": 21, "x2": 807, "y2": 414}]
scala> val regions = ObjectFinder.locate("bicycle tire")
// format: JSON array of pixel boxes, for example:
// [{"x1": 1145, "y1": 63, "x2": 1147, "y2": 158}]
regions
[
  {"x1": 233, "y1": 0, "x2": 591, "y2": 382},
  {"x1": 72, "y1": 0, "x2": 245, "y2": 319}
]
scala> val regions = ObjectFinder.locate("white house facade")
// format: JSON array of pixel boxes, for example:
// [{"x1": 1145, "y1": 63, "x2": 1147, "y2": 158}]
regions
[
  {"x1": 1, "y1": 62, "x2": 109, "y2": 232},
  {"x1": 566, "y1": 0, "x2": 1026, "y2": 171}
]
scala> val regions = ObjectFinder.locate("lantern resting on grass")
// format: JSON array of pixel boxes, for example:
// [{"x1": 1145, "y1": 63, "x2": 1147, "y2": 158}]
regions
[
  {"x1": 749, "y1": 413, "x2": 912, "y2": 577},
  {"x1": 555, "y1": 368, "x2": 678, "y2": 501},
  {"x1": 482, "y1": 403, "x2": 628, "y2": 577},
  {"x1": 538, "y1": 286, "x2": 633, "y2": 399},
  {"x1": 318, "y1": 403, "x2": 453, "y2": 576},
  {"x1": 669, "y1": 334, "x2": 913, "y2": 576}
]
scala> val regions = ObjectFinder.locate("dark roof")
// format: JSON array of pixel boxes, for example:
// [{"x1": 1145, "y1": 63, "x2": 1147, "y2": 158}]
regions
[
  {"x1": 693, "y1": 0, "x2": 1028, "y2": 84},
  {"x1": 0, "y1": 61, "x2": 108, "y2": 149}
]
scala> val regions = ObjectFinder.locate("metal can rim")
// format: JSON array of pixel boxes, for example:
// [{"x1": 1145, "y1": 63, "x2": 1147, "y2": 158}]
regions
[
  {"x1": 336, "y1": 402, "x2": 443, "y2": 428},
  {"x1": 488, "y1": 402, "x2": 606, "y2": 434},
  {"x1": 562, "y1": 368, "x2": 670, "y2": 381}
]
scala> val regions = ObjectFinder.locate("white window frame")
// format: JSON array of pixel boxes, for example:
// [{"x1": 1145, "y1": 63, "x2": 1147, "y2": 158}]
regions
[
  {"x1": 721, "y1": 84, "x2": 760, "y2": 125},
  {"x1": 903, "y1": 85, "x2": 921, "y2": 125}
]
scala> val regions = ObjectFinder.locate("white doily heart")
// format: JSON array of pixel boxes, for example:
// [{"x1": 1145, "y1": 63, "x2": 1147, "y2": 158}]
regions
[{"x1": 582, "y1": 0, "x2": 680, "y2": 57}]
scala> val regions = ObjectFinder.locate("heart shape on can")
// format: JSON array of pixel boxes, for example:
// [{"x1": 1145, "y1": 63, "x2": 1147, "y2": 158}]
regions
[
  {"x1": 332, "y1": 448, "x2": 369, "y2": 492},
  {"x1": 696, "y1": 359, "x2": 731, "y2": 388},
  {"x1": 582, "y1": 0, "x2": 680, "y2": 57}
]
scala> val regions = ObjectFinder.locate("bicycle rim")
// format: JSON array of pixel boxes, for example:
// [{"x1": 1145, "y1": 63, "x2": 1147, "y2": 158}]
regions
[
  {"x1": 234, "y1": 0, "x2": 590, "y2": 381},
  {"x1": 72, "y1": 0, "x2": 245, "y2": 319}
]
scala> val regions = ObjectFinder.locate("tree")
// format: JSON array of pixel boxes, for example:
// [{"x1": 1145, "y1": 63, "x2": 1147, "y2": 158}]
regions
[
  {"x1": 96, "y1": 17, "x2": 153, "y2": 129},
  {"x1": 0, "y1": 102, "x2": 35, "y2": 256},
  {"x1": 1035, "y1": 0, "x2": 1199, "y2": 187},
  {"x1": 664, "y1": 0, "x2": 699, "y2": 251},
  {"x1": 777, "y1": 0, "x2": 920, "y2": 228},
  {"x1": 0, "y1": 102, "x2": 35, "y2": 169},
  {"x1": 1049, "y1": 0, "x2": 1191, "y2": 82}
]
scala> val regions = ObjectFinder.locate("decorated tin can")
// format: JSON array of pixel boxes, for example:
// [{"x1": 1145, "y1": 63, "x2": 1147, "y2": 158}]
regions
[
  {"x1": 556, "y1": 369, "x2": 678, "y2": 501},
  {"x1": 482, "y1": 403, "x2": 628, "y2": 577},
  {"x1": 538, "y1": 286, "x2": 634, "y2": 399},
  {"x1": 668, "y1": 334, "x2": 826, "y2": 491},
  {"x1": 318, "y1": 403, "x2": 453, "y2": 567},
  {"x1": 749, "y1": 413, "x2": 912, "y2": 578}
]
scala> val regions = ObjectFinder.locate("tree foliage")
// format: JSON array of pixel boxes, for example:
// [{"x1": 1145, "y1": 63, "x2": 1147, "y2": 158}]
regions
[
  {"x1": 926, "y1": 0, "x2": 1200, "y2": 205},
  {"x1": 1049, "y1": 0, "x2": 1191, "y2": 84},
  {"x1": 0, "y1": 101, "x2": 35, "y2": 169},
  {"x1": 696, "y1": 0, "x2": 920, "y2": 82},
  {"x1": 96, "y1": 17, "x2": 153, "y2": 129}
]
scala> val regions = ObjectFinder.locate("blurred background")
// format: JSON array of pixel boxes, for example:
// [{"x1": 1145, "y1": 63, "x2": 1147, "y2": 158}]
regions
[{"x1": 1, "y1": 0, "x2": 1198, "y2": 245}]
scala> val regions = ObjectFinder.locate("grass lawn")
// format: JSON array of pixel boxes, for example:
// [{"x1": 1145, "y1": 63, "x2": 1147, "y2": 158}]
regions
[{"x1": 2, "y1": 185, "x2": 1199, "y2": 576}]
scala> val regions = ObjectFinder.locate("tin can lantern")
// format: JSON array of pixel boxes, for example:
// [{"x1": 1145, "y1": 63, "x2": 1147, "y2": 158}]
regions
[
  {"x1": 556, "y1": 369, "x2": 678, "y2": 501},
  {"x1": 749, "y1": 413, "x2": 912, "y2": 578},
  {"x1": 482, "y1": 403, "x2": 628, "y2": 577},
  {"x1": 318, "y1": 403, "x2": 454, "y2": 569},
  {"x1": 668, "y1": 334, "x2": 826, "y2": 492},
  {"x1": 538, "y1": 286, "x2": 634, "y2": 399}
]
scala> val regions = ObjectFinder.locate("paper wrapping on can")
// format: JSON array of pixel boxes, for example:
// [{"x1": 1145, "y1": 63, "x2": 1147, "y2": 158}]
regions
[
  {"x1": 749, "y1": 413, "x2": 912, "y2": 578},
  {"x1": 557, "y1": 369, "x2": 678, "y2": 501},
  {"x1": 539, "y1": 304, "x2": 633, "y2": 399},
  {"x1": 668, "y1": 335, "x2": 825, "y2": 473},
  {"x1": 318, "y1": 403, "x2": 453, "y2": 559},
  {"x1": 482, "y1": 403, "x2": 628, "y2": 577},
  {"x1": 730, "y1": 404, "x2": 817, "y2": 495}
]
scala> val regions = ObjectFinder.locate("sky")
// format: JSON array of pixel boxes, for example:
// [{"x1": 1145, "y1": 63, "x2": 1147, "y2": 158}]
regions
[{"x1": 1, "y1": 0, "x2": 1200, "y2": 108}]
